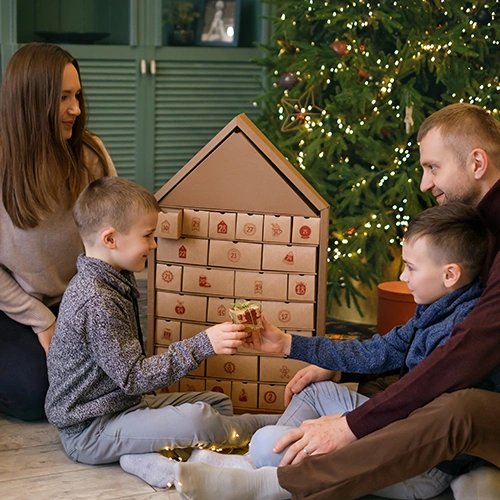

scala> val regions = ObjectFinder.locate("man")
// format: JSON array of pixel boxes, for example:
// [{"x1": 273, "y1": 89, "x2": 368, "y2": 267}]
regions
[{"x1": 173, "y1": 103, "x2": 500, "y2": 499}]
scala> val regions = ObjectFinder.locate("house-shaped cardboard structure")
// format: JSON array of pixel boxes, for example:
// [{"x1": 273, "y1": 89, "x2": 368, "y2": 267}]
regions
[{"x1": 148, "y1": 114, "x2": 330, "y2": 412}]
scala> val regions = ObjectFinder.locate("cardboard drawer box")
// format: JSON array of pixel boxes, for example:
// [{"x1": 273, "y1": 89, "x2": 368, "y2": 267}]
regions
[
  {"x1": 262, "y1": 301, "x2": 315, "y2": 330},
  {"x1": 208, "y1": 212, "x2": 236, "y2": 240},
  {"x1": 208, "y1": 240, "x2": 262, "y2": 270},
  {"x1": 158, "y1": 381, "x2": 180, "y2": 394},
  {"x1": 157, "y1": 237, "x2": 209, "y2": 266},
  {"x1": 180, "y1": 377, "x2": 206, "y2": 392},
  {"x1": 154, "y1": 346, "x2": 169, "y2": 355},
  {"x1": 182, "y1": 209, "x2": 209, "y2": 237},
  {"x1": 291, "y1": 216, "x2": 321, "y2": 245},
  {"x1": 155, "y1": 263, "x2": 182, "y2": 292},
  {"x1": 181, "y1": 322, "x2": 210, "y2": 340},
  {"x1": 263, "y1": 215, "x2": 291, "y2": 243},
  {"x1": 155, "y1": 319, "x2": 181, "y2": 346},
  {"x1": 259, "y1": 356, "x2": 310, "y2": 383},
  {"x1": 235, "y1": 213, "x2": 264, "y2": 242},
  {"x1": 205, "y1": 378, "x2": 232, "y2": 397},
  {"x1": 234, "y1": 271, "x2": 287, "y2": 301},
  {"x1": 155, "y1": 209, "x2": 182, "y2": 239},
  {"x1": 287, "y1": 274, "x2": 316, "y2": 302},
  {"x1": 182, "y1": 266, "x2": 235, "y2": 296},
  {"x1": 262, "y1": 244, "x2": 317, "y2": 273},
  {"x1": 259, "y1": 383, "x2": 285, "y2": 411},
  {"x1": 206, "y1": 354, "x2": 258, "y2": 381},
  {"x1": 189, "y1": 360, "x2": 206, "y2": 377},
  {"x1": 232, "y1": 381, "x2": 258, "y2": 409},
  {"x1": 156, "y1": 291, "x2": 207, "y2": 322},
  {"x1": 285, "y1": 330, "x2": 314, "y2": 337},
  {"x1": 207, "y1": 297, "x2": 235, "y2": 323}
]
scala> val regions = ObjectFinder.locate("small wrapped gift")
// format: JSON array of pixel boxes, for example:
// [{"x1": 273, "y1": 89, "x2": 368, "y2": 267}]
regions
[{"x1": 229, "y1": 301, "x2": 263, "y2": 332}]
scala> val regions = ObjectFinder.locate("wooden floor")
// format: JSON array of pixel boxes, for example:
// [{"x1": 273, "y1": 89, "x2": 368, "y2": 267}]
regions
[
  {"x1": 0, "y1": 271, "x2": 454, "y2": 499},
  {"x1": 0, "y1": 410, "x2": 457, "y2": 500},
  {"x1": 0, "y1": 413, "x2": 182, "y2": 500}
]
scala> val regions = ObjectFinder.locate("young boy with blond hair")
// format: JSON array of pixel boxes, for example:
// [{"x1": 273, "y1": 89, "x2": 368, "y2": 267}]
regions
[{"x1": 44, "y1": 176, "x2": 278, "y2": 488}]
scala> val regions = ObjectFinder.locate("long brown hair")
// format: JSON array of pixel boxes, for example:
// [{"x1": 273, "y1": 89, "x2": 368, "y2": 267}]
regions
[{"x1": 0, "y1": 42, "x2": 111, "y2": 229}]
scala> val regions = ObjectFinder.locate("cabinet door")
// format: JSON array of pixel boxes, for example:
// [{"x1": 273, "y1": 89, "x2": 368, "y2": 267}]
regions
[
  {"x1": 152, "y1": 47, "x2": 263, "y2": 191},
  {"x1": 62, "y1": 45, "x2": 146, "y2": 184}
]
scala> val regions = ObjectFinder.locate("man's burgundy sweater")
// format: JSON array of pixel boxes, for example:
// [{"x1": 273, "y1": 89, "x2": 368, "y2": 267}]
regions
[{"x1": 346, "y1": 178, "x2": 500, "y2": 438}]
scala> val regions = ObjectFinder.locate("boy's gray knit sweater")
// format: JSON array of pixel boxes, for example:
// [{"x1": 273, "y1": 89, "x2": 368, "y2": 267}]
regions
[{"x1": 45, "y1": 255, "x2": 215, "y2": 435}]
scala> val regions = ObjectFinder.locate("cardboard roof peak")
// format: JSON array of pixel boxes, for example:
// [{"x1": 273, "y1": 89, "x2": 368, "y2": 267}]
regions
[{"x1": 155, "y1": 114, "x2": 329, "y2": 218}]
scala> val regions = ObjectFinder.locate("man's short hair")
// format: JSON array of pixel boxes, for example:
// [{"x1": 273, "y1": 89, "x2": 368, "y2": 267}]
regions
[
  {"x1": 404, "y1": 203, "x2": 489, "y2": 281},
  {"x1": 73, "y1": 177, "x2": 160, "y2": 244},
  {"x1": 417, "y1": 103, "x2": 500, "y2": 169}
]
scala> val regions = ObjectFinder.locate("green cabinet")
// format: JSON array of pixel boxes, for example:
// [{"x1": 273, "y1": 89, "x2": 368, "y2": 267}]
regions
[{"x1": 1, "y1": 0, "x2": 267, "y2": 191}]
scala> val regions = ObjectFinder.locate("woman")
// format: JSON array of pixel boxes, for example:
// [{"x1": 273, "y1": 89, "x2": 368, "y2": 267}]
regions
[{"x1": 0, "y1": 42, "x2": 116, "y2": 420}]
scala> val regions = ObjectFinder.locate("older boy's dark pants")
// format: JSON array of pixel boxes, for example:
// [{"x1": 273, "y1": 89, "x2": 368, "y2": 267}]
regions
[
  {"x1": 0, "y1": 311, "x2": 49, "y2": 421},
  {"x1": 277, "y1": 389, "x2": 500, "y2": 500}
]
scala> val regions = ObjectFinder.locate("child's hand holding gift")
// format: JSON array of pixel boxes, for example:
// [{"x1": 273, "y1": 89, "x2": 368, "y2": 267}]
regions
[
  {"x1": 205, "y1": 322, "x2": 248, "y2": 355},
  {"x1": 243, "y1": 314, "x2": 292, "y2": 355}
]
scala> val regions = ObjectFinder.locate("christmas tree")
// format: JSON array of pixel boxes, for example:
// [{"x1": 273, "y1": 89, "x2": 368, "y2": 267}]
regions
[{"x1": 254, "y1": 0, "x2": 500, "y2": 314}]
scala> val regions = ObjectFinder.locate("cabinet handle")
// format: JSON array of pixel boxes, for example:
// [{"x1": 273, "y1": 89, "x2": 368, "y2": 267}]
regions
[
  {"x1": 150, "y1": 60, "x2": 157, "y2": 75},
  {"x1": 140, "y1": 59, "x2": 147, "y2": 75}
]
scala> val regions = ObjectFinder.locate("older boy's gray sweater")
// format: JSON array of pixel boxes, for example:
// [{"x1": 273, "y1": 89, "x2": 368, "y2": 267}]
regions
[{"x1": 45, "y1": 255, "x2": 215, "y2": 435}]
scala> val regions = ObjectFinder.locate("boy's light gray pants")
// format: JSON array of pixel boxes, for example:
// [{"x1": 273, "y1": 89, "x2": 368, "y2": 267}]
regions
[
  {"x1": 59, "y1": 391, "x2": 268, "y2": 465},
  {"x1": 250, "y1": 381, "x2": 453, "y2": 500}
]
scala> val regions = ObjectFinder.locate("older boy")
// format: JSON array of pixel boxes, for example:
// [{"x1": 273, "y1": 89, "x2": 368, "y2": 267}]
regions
[
  {"x1": 44, "y1": 177, "x2": 278, "y2": 488},
  {"x1": 173, "y1": 202, "x2": 499, "y2": 499}
]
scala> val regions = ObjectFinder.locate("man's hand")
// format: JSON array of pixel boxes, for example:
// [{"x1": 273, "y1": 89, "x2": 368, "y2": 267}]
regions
[
  {"x1": 37, "y1": 321, "x2": 56, "y2": 357},
  {"x1": 273, "y1": 414, "x2": 357, "y2": 466},
  {"x1": 285, "y1": 365, "x2": 341, "y2": 406}
]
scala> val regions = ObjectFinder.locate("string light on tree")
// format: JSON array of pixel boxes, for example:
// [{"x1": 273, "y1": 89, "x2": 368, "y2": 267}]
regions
[{"x1": 254, "y1": 0, "x2": 499, "y2": 313}]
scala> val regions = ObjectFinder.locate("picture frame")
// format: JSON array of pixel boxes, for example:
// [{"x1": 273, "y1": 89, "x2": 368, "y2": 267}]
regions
[{"x1": 197, "y1": 0, "x2": 240, "y2": 47}]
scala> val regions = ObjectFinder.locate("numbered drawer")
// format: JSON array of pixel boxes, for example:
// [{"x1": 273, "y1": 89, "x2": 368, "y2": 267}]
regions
[
  {"x1": 236, "y1": 213, "x2": 264, "y2": 242},
  {"x1": 206, "y1": 354, "x2": 258, "y2": 381},
  {"x1": 155, "y1": 263, "x2": 183, "y2": 292},
  {"x1": 259, "y1": 384, "x2": 285, "y2": 411},
  {"x1": 262, "y1": 244, "x2": 316, "y2": 273},
  {"x1": 208, "y1": 212, "x2": 237, "y2": 240},
  {"x1": 209, "y1": 240, "x2": 262, "y2": 270},
  {"x1": 157, "y1": 237, "x2": 209, "y2": 266},
  {"x1": 231, "y1": 381, "x2": 258, "y2": 409},
  {"x1": 182, "y1": 266, "x2": 235, "y2": 296},
  {"x1": 155, "y1": 209, "x2": 182, "y2": 240},
  {"x1": 156, "y1": 292, "x2": 207, "y2": 322}
]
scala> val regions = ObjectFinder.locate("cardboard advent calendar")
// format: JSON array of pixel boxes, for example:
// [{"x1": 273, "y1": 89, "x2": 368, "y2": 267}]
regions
[{"x1": 147, "y1": 114, "x2": 330, "y2": 412}]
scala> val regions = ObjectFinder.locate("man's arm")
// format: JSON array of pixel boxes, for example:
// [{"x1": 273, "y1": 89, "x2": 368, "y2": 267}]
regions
[
  {"x1": 277, "y1": 389, "x2": 500, "y2": 500},
  {"x1": 347, "y1": 252, "x2": 500, "y2": 439}
]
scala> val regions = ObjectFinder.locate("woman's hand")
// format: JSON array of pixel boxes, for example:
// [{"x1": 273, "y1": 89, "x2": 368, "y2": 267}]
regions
[{"x1": 37, "y1": 321, "x2": 56, "y2": 357}]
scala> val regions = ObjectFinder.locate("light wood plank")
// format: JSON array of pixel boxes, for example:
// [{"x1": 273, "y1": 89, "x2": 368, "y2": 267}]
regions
[
  {"x1": 0, "y1": 418, "x2": 60, "y2": 451},
  {"x1": 0, "y1": 465, "x2": 158, "y2": 499},
  {"x1": 0, "y1": 443, "x2": 93, "y2": 482}
]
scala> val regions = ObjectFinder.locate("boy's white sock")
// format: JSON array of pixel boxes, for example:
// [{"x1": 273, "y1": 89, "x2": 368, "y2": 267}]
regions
[
  {"x1": 120, "y1": 452, "x2": 176, "y2": 488},
  {"x1": 174, "y1": 462, "x2": 290, "y2": 500},
  {"x1": 189, "y1": 448, "x2": 255, "y2": 470}
]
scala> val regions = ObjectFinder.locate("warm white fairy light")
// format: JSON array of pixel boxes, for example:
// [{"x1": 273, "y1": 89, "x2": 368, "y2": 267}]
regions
[{"x1": 272, "y1": 0, "x2": 497, "y2": 262}]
